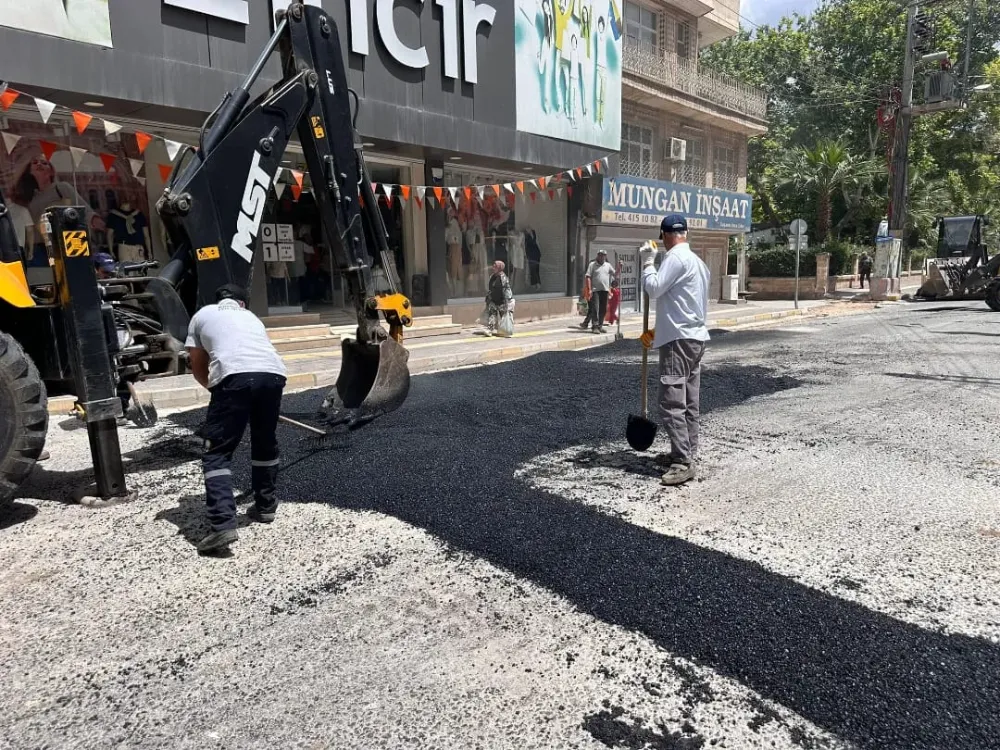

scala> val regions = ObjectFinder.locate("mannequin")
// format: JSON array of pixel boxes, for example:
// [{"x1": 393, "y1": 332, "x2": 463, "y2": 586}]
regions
[
  {"x1": 445, "y1": 212, "x2": 464, "y2": 296},
  {"x1": 107, "y1": 199, "x2": 151, "y2": 264},
  {"x1": 465, "y1": 214, "x2": 487, "y2": 295},
  {"x1": 525, "y1": 227, "x2": 543, "y2": 290},
  {"x1": 508, "y1": 216, "x2": 526, "y2": 291}
]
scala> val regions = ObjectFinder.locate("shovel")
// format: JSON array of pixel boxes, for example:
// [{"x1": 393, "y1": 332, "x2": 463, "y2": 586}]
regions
[{"x1": 626, "y1": 292, "x2": 658, "y2": 451}]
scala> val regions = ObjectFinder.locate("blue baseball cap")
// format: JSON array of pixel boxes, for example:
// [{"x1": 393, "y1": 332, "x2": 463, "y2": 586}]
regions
[
  {"x1": 660, "y1": 214, "x2": 688, "y2": 234},
  {"x1": 93, "y1": 252, "x2": 116, "y2": 273}
]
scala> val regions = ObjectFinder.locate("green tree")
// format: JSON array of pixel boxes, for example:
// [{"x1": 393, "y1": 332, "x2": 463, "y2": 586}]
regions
[{"x1": 776, "y1": 141, "x2": 878, "y2": 242}]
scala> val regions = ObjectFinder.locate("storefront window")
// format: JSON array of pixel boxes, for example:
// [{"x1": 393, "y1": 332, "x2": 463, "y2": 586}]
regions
[
  {"x1": 442, "y1": 167, "x2": 569, "y2": 302},
  {"x1": 1, "y1": 111, "x2": 153, "y2": 284}
]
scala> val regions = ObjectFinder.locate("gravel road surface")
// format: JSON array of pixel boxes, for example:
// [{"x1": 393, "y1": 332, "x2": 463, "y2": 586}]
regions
[{"x1": 2, "y1": 301, "x2": 998, "y2": 750}]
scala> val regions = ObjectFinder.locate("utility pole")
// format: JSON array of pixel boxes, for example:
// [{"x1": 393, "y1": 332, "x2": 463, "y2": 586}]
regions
[{"x1": 888, "y1": 4, "x2": 918, "y2": 236}]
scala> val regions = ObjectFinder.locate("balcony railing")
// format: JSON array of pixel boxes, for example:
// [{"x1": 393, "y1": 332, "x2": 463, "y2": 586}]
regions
[{"x1": 622, "y1": 36, "x2": 768, "y2": 121}]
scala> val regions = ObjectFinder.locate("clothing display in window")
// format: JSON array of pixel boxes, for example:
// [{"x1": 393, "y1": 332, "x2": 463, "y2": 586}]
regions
[
  {"x1": 445, "y1": 216, "x2": 464, "y2": 296},
  {"x1": 106, "y1": 205, "x2": 150, "y2": 263},
  {"x1": 508, "y1": 229, "x2": 526, "y2": 290},
  {"x1": 525, "y1": 228, "x2": 543, "y2": 289},
  {"x1": 466, "y1": 225, "x2": 487, "y2": 294}
]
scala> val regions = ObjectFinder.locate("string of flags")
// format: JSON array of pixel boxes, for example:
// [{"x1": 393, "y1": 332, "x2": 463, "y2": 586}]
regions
[{"x1": 1, "y1": 80, "x2": 609, "y2": 207}]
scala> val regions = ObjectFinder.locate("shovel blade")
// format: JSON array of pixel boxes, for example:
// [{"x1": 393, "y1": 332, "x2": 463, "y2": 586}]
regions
[
  {"x1": 322, "y1": 337, "x2": 411, "y2": 426},
  {"x1": 626, "y1": 413, "x2": 658, "y2": 451}
]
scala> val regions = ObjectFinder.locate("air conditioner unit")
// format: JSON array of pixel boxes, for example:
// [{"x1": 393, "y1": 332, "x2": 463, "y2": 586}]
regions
[{"x1": 666, "y1": 137, "x2": 687, "y2": 162}]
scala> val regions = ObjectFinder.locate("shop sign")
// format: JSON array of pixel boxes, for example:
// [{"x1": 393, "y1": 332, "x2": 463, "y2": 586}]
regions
[{"x1": 602, "y1": 175, "x2": 753, "y2": 233}]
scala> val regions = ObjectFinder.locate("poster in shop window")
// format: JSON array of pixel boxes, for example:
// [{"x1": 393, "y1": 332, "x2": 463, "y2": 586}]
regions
[
  {"x1": 0, "y1": 0, "x2": 113, "y2": 47},
  {"x1": 514, "y1": 0, "x2": 622, "y2": 150}
]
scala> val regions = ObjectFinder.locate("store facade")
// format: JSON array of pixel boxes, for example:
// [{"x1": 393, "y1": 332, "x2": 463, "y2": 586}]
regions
[
  {"x1": 0, "y1": 0, "x2": 622, "y2": 320},
  {"x1": 588, "y1": 173, "x2": 753, "y2": 312}
]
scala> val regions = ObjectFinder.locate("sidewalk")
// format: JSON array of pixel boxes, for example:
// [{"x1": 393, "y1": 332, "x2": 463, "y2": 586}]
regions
[{"x1": 46, "y1": 298, "x2": 849, "y2": 416}]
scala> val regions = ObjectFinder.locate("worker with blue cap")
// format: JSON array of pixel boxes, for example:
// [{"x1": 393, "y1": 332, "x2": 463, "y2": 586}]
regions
[
  {"x1": 92, "y1": 252, "x2": 117, "y2": 279},
  {"x1": 638, "y1": 214, "x2": 710, "y2": 486}
]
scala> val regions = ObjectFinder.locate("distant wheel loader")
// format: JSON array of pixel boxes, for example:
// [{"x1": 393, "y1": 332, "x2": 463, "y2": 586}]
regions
[{"x1": 914, "y1": 215, "x2": 1000, "y2": 309}]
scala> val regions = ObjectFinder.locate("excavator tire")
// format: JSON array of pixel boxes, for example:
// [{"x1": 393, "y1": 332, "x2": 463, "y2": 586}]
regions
[
  {"x1": 986, "y1": 283, "x2": 1000, "y2": 312},
  {"x1": 0, "y1": 333, "x2": 48, "y2": 504}
]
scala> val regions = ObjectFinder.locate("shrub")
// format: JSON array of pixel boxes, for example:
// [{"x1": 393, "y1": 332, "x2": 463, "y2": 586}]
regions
[{"x1": 747, "y1": 247, "x2": 817, "y2": 278}]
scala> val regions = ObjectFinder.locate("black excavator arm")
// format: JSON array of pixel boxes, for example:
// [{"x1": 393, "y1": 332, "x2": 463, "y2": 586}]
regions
[{"x1": 156, "y1": 2, "x2": 411, "y2": 423}]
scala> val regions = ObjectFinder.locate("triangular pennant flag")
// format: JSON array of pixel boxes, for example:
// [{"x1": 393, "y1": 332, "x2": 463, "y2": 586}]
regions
[
  {"x1": 504, "y1": 183, "x2": 514, "y2": 195},
  {"x1": 69, "y1": 146, "x2": 88, "y2": 167},
  {"x1": 516, "y1": 181, "x2": 525, "y2": 194},
  {"x1": 103, "y1": 119, "x2": 123, "y2": 136},
  {"x1": 137, "y1": 176, "x2": 146, "y2": 186},
  {"x1": 428, "y1": 196, "x2": 437, "y2": 208},
  {"x1": 416, "y1": 186, "x2": 426, "y2": 200},
  {"x1": 557, "y1": 187, "x2": 564, "y2": 196},
  {"x1": 292, "y1": 170, "x2": 305, "y2": 188},
  {"x1": 129, "y1": 158, "x2": 144, "y2": 177},
  {"x1": 593, "y1": 159, "x2": 602, "y2": 172},
  {"x1": 602, "y1": 156, "x2": 609, "y2": 169},
  {"x1": 400, "y1": 185, "x2": 411, "y2": 201},
  {"x1": 492, "y1": 184, "x2": 502, "y2": 196},
  {"x1": 415, "y1": 196, "x2": 424, "y2": 210},
  {"x1": 477, "y1": 186, "x2": 486, "y2": 201},
  {"x1": 158, "y1": 163, "x2": 173, "y2": 182},
  {"x1": 530, "y1": 179, "x2": 539, "y2": 191},
  {"x1": 72, "y1": 111, "x2": 93, "y2": 135},
  {"x1": 274, "y1": 167, "x2": 284, "y2": 184},
  {"x1": 432, "y1": 187, "x2": 443, "y2": 202},
  {"x1": 385, "y1": 194, "x2": 394, "y2": 208},
  {"x1": 135, "y1": 132, "x2": 153, "y2": 155},
  {"x1": 1, "y1": 132, "x2": 21, "y2": 154},
  {"x1": 291, "y1": 184, "x2": 303, "y2": 200},
  {"x1": 448, "y1": 187, "x2": 459, "y2": 204},
  {"x1": 384, "y1": 184, "x2": 394, "y2": 200},
  {"x1": 99, "y1": 153, "x2": 117, "y2": 172},
  {"x1": 164, "y1": 139, "x2": 183, "y2": 161},
  {"x1": 548, "y1": 189, "x2": 556, "y2": 201},
  {"x1": 35, "y1": 97, "x2": 56, "y2": 124},
  {"x1": 276, "y1": 182, "x2": 288, "y2": 198},
  {"x1": 0, "y1": 87, "x2": 20, "y2": 110},
  {"x1": 463, "y1": 186, "x2": 472, "y2": 203},
  {"x1": 40, "y1": 140, "x2": 59, "y2": 161},
  {"x1": 575, "y1": 168, "x2": 584, "y2": 179},
  {"x1": 539, "y1": 176, "x2": 548, "y2": 189}
]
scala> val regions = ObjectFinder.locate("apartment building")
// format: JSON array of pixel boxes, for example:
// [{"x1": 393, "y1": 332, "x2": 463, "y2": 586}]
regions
[{"x1": 589, "y1": 0, "x2": 767, "y2": 308}]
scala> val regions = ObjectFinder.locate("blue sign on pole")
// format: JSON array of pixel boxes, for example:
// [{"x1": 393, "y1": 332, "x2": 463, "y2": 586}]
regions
[{"x1": 601, "y1": 175, "x2": 753, "y2": 233}]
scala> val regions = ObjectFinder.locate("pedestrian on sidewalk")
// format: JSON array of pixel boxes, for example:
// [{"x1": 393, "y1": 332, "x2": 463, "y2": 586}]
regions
[
  {"x1": 485, "y1": 260, "x2": 514, "y2": 337},
  {"x1": 606, "y1": 278, "x2": 622, "y2": 325},
  {"x1": 185, "y1": 284, "x2": 288, "y2": 554},
  {"x1": 585, "y1": 250, "x2": 615, "y2": 333},
  {"x1": 580, "y1": 274, "x2": 594, "y2": 329},
  {"x1": 858, "y1": 252, "x2": 873, "y2": 290},
  {"x1": 639, "y1": 215, "x2": 710, "y2": 486}
]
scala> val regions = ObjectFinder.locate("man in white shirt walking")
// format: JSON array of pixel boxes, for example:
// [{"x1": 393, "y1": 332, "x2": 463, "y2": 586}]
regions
[
  {"x1": 185, "y1": 284, "x2": 288, "y2": 554},
  {"x1": 584, "y1": 250, "x2": 615, "y2": 333},
  {"x1": 639, "y1": 214, "x2": 711, "y2": 486}
]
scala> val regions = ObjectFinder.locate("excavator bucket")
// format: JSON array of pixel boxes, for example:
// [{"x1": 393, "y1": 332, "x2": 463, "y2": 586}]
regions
[{"x1": 322, "y1": 337, "x2": 410, "y2": 428}]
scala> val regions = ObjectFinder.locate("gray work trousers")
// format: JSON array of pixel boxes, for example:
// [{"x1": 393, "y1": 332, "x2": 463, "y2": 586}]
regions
[{"x1": 658, "y1": 339, "x2": 706, "y2": 465}]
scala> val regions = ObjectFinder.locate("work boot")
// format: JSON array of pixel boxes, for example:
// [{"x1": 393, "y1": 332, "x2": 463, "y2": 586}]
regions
[
  {"x1": 654, "y1": 452, "x2": 682, "y2": 468},
  {"x1": 197, "y1": 528, "x2": 238, "y2": 553},
  {"x1": 246, "y1": 504, "x2": 277, "y2": 524},
  {"x1": 660, "y1": 462, "x2": 696, "y2": 486}
]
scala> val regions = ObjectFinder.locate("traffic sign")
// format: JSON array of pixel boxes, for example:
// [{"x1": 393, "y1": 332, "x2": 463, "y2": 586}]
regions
[{"x1": 790, "y1": 218, "x2": 808, "y2": 236}]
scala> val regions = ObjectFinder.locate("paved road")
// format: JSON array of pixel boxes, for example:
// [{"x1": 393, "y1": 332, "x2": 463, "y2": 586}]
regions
[{"x1": 2, "y1": 301, "x2": 998, "y2": 750}]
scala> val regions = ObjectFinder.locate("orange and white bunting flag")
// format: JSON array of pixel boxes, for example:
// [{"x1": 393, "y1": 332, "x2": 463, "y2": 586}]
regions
[
  {"x1": 1, "y1": 132, "x2": 21, "y2": 154},
  {"x1": 72, "y1": 111, "x2": 93, "y2": 134},
  {"x1": 99, "y1": 153, "x2": 117, "y2": 172},
  {"x1": 69, "y1": 146, "x2": 88, "y2": 167},
  {"x1": 400, "y1": 185, "x2": 411, "y2": 201},
  {"x1": 135, "y1": 132, "x2": 153, "y2": 154},
  {"x1": 103, "y1": 120, "x2": 123, "y2": 137},
  {"x1": 0, "y1": 87, "x2": 19, "y2": 110},
  {"x1": 158, "y1": 164, "x2": 173, "y2": 182},
  {"x1": 35, "y1": 97, "x2": 56, "y2": 124},
  {"x1": 39, "y1": 140, "x2": 59, "y2": 161}
]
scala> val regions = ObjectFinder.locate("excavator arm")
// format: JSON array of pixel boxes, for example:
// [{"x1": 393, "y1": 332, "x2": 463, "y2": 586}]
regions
[{"x1": 156, "y1": 2, "x2": 411, "y2": 423}]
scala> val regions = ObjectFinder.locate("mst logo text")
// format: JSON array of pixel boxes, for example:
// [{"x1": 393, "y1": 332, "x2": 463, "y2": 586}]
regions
[{"x1": 231, "y1": 150, "x2": 272, "y2": 263}]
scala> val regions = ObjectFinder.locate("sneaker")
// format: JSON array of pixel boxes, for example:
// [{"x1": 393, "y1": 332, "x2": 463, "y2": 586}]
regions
[
  {"x1": 654, "y1": 452, "x2": 682, "y2": 467},
  {"x1": 197, "y1": 528, "x2": 238, "y2": 553},
  {"x1": 597, "y1": 326, "x2": 607, "y2": 334},
  {"x1": 660, "y1": 462, "x2": 696, "y2": 486},
  {"x1": 37, "y1": 450, "x2": 51, "y2": 462},
  {"x1": 247, "y1": 505, "x2": 276, "y2": 524},
  {"x1": 580, "y1": 322, "x2": 590, "y2": 329}
]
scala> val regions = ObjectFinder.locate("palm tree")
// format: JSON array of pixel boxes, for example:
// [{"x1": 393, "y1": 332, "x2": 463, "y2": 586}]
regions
[{"x1": 777, "y1": 141, "x2": 878, "y2": 243}]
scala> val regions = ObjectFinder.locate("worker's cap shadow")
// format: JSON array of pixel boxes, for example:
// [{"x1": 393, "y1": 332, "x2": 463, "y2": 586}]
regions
[{"x1": 154, "y1": 492, "x2": 255, "y2": 555}]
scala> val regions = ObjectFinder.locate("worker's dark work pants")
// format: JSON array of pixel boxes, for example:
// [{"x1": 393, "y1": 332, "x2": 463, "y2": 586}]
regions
[
  {"x1": 658, "y1": 339, "x2": 705, "y2": 465},
  {"x1": 201, "y1": 373, "x2": 286, "y2": 531},
  {"x1": 860, "y1": 270, "x2": 871, "y2": 288},
  {"x1": 584, "y1": 290, "x2": 609, "y2": 327}
]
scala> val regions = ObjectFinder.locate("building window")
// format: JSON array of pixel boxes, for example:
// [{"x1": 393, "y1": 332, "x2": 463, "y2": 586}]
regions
[
  {"x1": 680, "y1": 137, "x2": 705, "y2": 187},
  {"x1": 713, "y1": 142, "x2": 738, "y2": 191},
  {"x1": 624, "y1": 1, "x2": 658, "y2": 52},
  {"x1": 621, "y1": 123, "x2": 658, "y2": 180},
  {"x1": 676, "y1": 21, "x2": 692, "y2": 60}
]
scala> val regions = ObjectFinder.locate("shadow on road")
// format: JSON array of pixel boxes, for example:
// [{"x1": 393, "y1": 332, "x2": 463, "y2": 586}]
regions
[
  {"x1": 886, "y1": 371, "x2": 1000, "y2": 386},
  {"x1": 0, "y1": 501, "x2": 38, "y2": 530}
]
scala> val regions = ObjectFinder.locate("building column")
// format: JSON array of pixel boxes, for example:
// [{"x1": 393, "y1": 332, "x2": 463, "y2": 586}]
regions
[{"x1": 424, "y1": 161, "x2": 448, "y2": 308}]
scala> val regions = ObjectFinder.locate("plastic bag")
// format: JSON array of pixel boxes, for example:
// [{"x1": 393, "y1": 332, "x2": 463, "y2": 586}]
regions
[
  {"x1": 477, "y1": 306, "x2": 490, "y2": 327},
  {"x1": 577, "y1": 297, "x2": 589, "y2": 316},
  {"x1": 498, "y1": 310, "x2": 515, "y2": 338}
]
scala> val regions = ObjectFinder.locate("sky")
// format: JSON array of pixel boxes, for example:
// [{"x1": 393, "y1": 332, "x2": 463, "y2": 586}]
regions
[{"x1": 741, "y1": 0, "x2": 822, "y2": 28}]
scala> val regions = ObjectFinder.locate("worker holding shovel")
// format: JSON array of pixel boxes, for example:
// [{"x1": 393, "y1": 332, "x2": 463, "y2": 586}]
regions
[{"x1": 638, "y1": 215, "x2": 711, "y2": 486}]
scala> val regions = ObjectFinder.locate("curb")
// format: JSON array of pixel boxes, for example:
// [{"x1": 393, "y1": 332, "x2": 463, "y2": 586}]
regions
[{"x1": 44, "y1": 303, "x2": 844, "y2": 416}]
